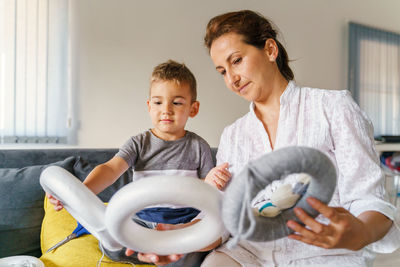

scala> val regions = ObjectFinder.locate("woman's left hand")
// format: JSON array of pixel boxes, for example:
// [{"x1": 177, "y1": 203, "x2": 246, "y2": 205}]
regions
[{"x1": 286, "y1": 197, "x2": 371, "y2": 251}]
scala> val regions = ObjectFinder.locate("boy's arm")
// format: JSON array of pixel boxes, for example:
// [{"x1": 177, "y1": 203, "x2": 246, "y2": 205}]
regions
[
  {"x1": 83, "y1": 156, "x2": 129, "y2": 195},
  {"x1": 47, "y1": 156, "x2": 129, "y2": 210}
]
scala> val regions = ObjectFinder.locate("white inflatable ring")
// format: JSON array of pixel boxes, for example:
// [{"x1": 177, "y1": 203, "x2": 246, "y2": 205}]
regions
[
  {"x1": 40, "y1": 166, "x2": 224, "y2": 255},
  {"x1": 105, "y1": 175, "x2": 224, "y2": 255},
  {"x1": 0, "y1": 256, "x2": 45, "y2": 267},
  {"x1": 40, "y1": 166, "x2": 123, "y2": 251}
]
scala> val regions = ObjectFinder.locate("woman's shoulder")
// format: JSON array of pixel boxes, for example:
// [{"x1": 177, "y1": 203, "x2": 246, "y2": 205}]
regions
[
  {"x1": 299, "y1": 84, "x2": 350, "y2": 98},
  {"x1": 299, "y1": 84, "x2": 370, "y2": 122},
  {"x1": 297, "y1": 84, "x2": 355, "y2": 108}
]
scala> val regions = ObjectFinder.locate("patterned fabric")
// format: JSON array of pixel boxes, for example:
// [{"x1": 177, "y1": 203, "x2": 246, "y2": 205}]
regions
[{"x1": 215, "y1": 81, "x2": 400, "y2": 266}]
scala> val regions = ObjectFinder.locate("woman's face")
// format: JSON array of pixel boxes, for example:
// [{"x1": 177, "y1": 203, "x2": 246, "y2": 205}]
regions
[{"x1": 210, "y1": 32, "x2": 278, "y2": 102}]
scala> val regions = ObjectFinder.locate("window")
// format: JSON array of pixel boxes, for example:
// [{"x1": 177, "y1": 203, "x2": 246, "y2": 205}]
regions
[
  {"x1": 0, "y1": 0, "x2": 72, "y2": 144},
  {"x1": 348, "y1": 22, "x2": 400, "y2": 138}
]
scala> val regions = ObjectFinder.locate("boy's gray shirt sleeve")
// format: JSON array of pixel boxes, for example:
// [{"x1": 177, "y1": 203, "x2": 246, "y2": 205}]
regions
[
  {"x1": 115, "y1": 136, "x2": 140, "y2": 167},
  {"x1": 198, "y1": 140, "x2": 215, "y2": 178}
]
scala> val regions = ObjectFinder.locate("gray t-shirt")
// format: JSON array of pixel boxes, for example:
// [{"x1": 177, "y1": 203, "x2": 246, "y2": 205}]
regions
[
  {"x1": 115, "y1": 130, "x2": 214, "y2": 224},
  {"x1": 116, "y1": 130, "x2": 214, "y2": 180}
]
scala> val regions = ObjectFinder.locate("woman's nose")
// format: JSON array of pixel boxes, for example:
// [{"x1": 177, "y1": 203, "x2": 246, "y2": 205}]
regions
[{"x1": 226, "y1": 71, "x2": 240, "y2": 88}]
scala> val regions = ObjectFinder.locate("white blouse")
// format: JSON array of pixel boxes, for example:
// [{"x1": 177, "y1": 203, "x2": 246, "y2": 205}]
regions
[{"x1": 216, "y1": 81, "x2": 400, "y2": 266}]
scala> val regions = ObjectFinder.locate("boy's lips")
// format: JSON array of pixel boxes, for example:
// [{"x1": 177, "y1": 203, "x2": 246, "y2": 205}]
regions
[{"x1": 160, "y1": 119, "x2": 173, "y2": 122}]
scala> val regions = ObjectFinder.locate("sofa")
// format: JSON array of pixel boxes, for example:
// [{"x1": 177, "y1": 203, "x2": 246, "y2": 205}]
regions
[
  {"x1": 0, "y1": 148, "x2": 217, "y2": 266},
  {"x1": 0, "y1": 149, "x2": 126, "y2": 258}
]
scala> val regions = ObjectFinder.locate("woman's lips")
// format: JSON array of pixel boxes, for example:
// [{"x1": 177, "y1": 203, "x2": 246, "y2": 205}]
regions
[{"x1": 238, "y1": 82, "x2": 250, "y2": 94}]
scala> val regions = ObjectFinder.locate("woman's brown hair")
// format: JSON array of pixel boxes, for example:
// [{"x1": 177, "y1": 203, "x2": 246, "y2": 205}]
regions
[{"x1": 204, "y1": 10, "x2": 294, "y2": 81}]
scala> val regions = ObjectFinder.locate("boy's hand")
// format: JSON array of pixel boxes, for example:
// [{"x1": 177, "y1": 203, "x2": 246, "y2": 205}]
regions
[
  {"x1": 125, "y1": 249, "x2": 183, "y2": 266},
  {"x1": 205, "y1": 162, "x2": 231, "y2": 190},
  {"x1": 125, "y1": 223, "x2": 184, "y2": 265},
  {"x1": 46, "y1": 192, "x2": 64, "y2": 211}
]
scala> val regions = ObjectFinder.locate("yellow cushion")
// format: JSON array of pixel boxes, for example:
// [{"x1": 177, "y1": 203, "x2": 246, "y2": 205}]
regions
[{"x1": 40, "y1": 197, "x2": 153, "y2": 267}]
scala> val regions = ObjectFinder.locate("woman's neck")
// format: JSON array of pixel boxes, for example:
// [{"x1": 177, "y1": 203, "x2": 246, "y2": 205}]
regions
[
  {"x1": 253, "y1": 75, "x2": 288, "y2": 150},
  {"x1": 254, "y1": 75, "x2": 288, "y2": 115}
]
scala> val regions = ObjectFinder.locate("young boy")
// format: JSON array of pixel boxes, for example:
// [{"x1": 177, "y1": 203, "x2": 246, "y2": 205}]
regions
[{"x1": 48, "y1": 60, "x2": 231, "y2": 265}]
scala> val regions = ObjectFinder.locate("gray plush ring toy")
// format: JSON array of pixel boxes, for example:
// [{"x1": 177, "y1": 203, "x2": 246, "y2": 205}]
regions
[{"x1": 222, "y1": 146, "x2": 337, "y2": 246}]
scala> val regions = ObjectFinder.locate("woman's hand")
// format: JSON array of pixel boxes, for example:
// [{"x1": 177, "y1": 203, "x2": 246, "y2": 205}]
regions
[
  {"x1": 46, "y1": 192, "x2": 64, "y2": 211},
  {"x1": 286, "y1": 197, "x2": 373, "y2": 250},
  {"x1": 205, "y1": 162, "x2": 231, "y2": 190}
]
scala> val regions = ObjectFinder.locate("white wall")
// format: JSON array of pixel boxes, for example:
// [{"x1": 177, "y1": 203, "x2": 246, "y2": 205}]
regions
[{"x1": 71, "y1": 0, "x2": 400, "y2": 148}]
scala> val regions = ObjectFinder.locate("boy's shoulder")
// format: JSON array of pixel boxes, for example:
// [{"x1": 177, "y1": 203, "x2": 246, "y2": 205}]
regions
[
  {"x1": 185, "y1": 131, "x2": 211, "y2": 148},
  {"x1": 125, "y1": 129, "x2": 151, "y2": 142},
  {"x1": 121, "y1": 130, "x2": 153, "y2": 148}
]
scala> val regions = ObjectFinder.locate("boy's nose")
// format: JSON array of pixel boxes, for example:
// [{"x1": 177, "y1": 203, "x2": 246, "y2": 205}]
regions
[{"x1": 162, "y1": 104, "x2": 173, "y2": 114}]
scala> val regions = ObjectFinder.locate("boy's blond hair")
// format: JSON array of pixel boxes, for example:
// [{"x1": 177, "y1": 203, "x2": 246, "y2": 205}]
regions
[{"x1": 150, "y1": 60, "x2": 197, "y2": 102}]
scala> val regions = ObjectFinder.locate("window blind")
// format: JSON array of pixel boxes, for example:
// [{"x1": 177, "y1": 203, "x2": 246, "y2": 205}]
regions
[
  {"x1": 349, "y1": 22, "x2": 400, "y2": 138},
  {"x1": 0, "y1": 0, "x2": 72, "y2": 144}
]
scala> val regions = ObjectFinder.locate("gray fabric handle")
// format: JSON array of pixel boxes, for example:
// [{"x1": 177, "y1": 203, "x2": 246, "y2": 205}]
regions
[{"x1": 222, "y1": 146, "x2": 337, "y2": 246}]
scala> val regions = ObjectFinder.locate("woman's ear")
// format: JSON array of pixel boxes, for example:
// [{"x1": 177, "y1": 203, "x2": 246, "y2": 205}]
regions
[
  {"x1": 264, "y1": 38, "x2": 279, "y2": 62},
  {"x1": 189, "y1": 101, "x2": 200, "y2": 118}
]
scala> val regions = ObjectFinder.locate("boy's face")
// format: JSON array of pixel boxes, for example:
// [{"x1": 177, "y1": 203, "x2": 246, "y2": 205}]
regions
[{"x1": 147, "y1": 80, "x2": 199, "y2": 141}]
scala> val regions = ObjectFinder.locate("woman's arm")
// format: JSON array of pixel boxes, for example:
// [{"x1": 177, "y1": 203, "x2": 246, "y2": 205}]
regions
[
  {"x1": 287, "y1": 91, "x2": 397, "y2": 251},
  {"x1": 287, "y1": 197, "x2": 392, "y2": 250},
  {"x1": 358, "y1": 210, "x2": 393, "y2": 246}
]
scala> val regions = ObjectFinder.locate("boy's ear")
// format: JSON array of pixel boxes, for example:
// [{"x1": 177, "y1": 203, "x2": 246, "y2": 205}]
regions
[
  {"x1": 189, "y1": 101, "x2": 200, "y2": 118},
  {"x1": 147, "y1": 99, "x2": 151, "y2": 112}
]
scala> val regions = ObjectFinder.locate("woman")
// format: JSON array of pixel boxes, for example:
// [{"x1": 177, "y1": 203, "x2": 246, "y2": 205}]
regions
[{"x1": 200, "y1": 10, "x2": 400, "y2": 267}]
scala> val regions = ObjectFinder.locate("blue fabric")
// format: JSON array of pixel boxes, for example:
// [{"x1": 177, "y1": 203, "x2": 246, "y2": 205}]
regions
[
  {"x1": 73, "y1": 222, "x2": 90, "y2": 237},
  {"x1": 136, "y1": 207, "x2": 200, "y2": 224}
]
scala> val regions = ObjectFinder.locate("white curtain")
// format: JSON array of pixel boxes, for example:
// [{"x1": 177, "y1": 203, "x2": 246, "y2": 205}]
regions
[
  {"x1": 349, "y1": 22, "x2": 400, "y2": 138},
  {"x1": 0, "y1": 0, "x2": 72, "y2": 144},
  {"x1": 359, "y1": 39, "x2": 400, "y2": 136}
]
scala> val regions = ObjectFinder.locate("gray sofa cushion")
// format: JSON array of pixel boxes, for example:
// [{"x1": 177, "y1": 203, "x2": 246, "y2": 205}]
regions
[
  {"x1": 0, "y1": 157, "x2": 77, "y2": 258},
  {"x1": 0, "y1": 149, "x2": 119, "y2": 169}
]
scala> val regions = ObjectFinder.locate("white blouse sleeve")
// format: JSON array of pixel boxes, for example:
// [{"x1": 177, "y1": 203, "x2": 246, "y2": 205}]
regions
[
  {"x1": 216, "y1": 127, "x2": 230, "y2": 166},
  {"x1": 215, "y1": 127, "x2": 233, "y2": 244},
  {"x1": 330, "y1": 91, "x2": 400, "y2": 253}
]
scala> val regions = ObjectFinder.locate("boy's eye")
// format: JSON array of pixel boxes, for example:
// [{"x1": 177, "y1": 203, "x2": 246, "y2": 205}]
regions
[
  {"x1": 173, "y1": 102, "x2": 183, "y2": 105},
  {"x1": 153, "y1": 101, "x2": 161, "y2": 105},
  {"x1": 220, "y1": 70, "x2": 226, "y2": 76}
]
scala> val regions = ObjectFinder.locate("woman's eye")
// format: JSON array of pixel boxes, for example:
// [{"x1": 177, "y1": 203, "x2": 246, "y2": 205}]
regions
[
  {"x1": 173, "y1": 102, "x2": 183, "y2": 105},
  {"x1": 220, "y1": 70, "x2": 226, "y2": 76},
  {"x1": 153, "y1": 101, "x2": 161, "y2": 105},
  {"x1": 233, "y1": 57, "x2": 242, "y2": 64}
]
